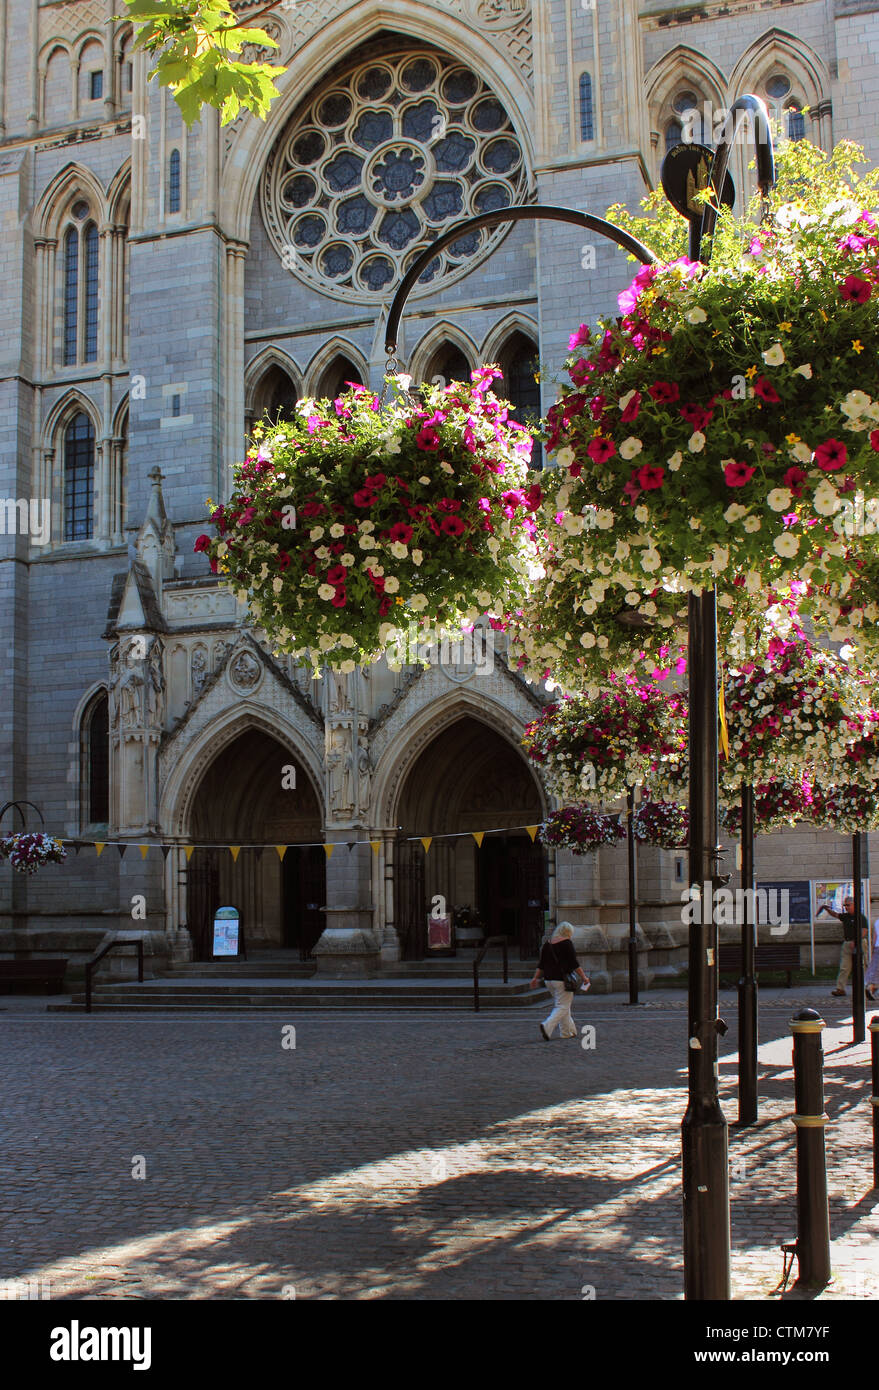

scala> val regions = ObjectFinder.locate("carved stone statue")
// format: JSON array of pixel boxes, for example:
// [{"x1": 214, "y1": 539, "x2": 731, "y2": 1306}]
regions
[
  {"x1": 119, "y1": 673, "x2": 143, "y2": 729},
  {"x1": 357, "y1": 745, "x2": 371, "y2": 814},
  {"x1": 147, "y1": 642, "x2": 165, "y2": 727},
  {"x1": 341, "y1": 750, "x2": 356, "y2": 813},
  {"x1": 329, "y1": 668, "x2": 349, "y2": 714}
]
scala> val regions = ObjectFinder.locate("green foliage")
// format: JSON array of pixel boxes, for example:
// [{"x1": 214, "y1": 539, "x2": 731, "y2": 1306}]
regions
[{"x1": 122, "y1": 0, "x2": 285, "y2": 125}]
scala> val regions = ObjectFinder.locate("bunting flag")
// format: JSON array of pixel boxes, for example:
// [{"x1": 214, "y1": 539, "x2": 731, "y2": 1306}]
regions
[
  {"x1": 161, "y1": 846, "x2": 171, "y2": 861},
  {"x1": 420, "y1": 837, "x2": 432, "y2": 854},
  {"x1": 59, "y1": 824, "x2": 557, "y2": 857},
  {"x1": 229, "y1": 846, "x2": 241, "y2": 862},
  {"x1": 94, "y1": 842, "x2": 105, "y2": 858},
  {"x1": 184, "y1": 846, "x2": 195, "y2": 862},
  {"x1": 323, "y1": 843, "x2": 334, "y2": 860},
  {"x1": 347, "y1": 841, "x2": 356, "y2": 852},
  {"x1": 254, "y1": 847, "x2": 263, "y2": 863},
  {"x1": 718, "y1": 677, "x2": 730, "y2": 760},
  {"x1": 472, "y1": 831, "x2": 485, "y2": 848},
  {"x1": 370, "y1": 840, "x2": 381, "y2": 855},
  {"x1": 274, "y1": 845, "x2": 288, "y2": 861},
  {"x1": 117, "y1": 845, "x2": 127, "y2": 860},
  {"x1": 139, "y1": 845, "x2": 150, "y2": 860},
  {"x1": 526, "y1": 826, "x2": 539, "y2": 842}
]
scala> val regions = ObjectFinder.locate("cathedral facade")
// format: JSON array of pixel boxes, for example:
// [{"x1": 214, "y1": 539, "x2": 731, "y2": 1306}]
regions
[{"x1": 1, "y1": 0, "x2": 877, "y2": 981}]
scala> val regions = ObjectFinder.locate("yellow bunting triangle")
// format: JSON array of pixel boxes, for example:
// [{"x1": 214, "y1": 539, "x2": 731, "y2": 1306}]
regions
[
  {"x1": 94, "y1": 842, "x2": 105, "y2": 857},
  {"x1": 139, "y1": 845, "x2": 149, "y2": 859},
  {"x1": 472, "y1": 831, "x2": 485, "y2": 848},
  {"x1": 718, "y1": 679, "x2": 730, "y2": 759},
  {"x1": 230, "y1": 845, "x2": 241, "y2": 862},
  {"x1": 420, "y1": 837, "x2": 432, "y2": 854},
  {"x1": 370, "y1": 840, "x2": 381, "y2": 855},
  {"x1": 275, "y1": 845, "x2": 288, "y2": 861},
  {"x1": 526, "y1": 825, "x2": 538, "y2": 842},
  {"x1": 184, "y1": 846, "x2": 195, "y2": 862},
  {"x1": 323, "y1": 843, "x2": 334, "y2": 860}
]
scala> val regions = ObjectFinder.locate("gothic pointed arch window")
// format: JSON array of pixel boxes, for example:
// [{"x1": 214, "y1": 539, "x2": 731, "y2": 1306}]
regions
[
  {"x1": 252, "y1": 362, "x2": 300, "y2": 423},
  {"x1": 63, "y1": 412, "x2": 95, "y2": 541},
  {"x1": 81, "y1": 690, "x2": 109, "y2": 829},
  {"x1": 786, "y1": 104, "x2": 806, "y2": 141},
  {"x1": 316, "y1": 354, "x2": 364, "y2": 399},
  {"x1": 497, "y1": 330, "x2": 541, "y2": 467},
  {"x1": 61, "y1": 201, "x2": 99, "y2": 365},
  {"x1": 422, "y1": 342, "x2": 472, "y2": 389},
  {"x1": 579, "y1": 72, "x2": 594, "y2": 142},
  {"x1": 168, "y1": 149, "x2": 181, "y2": 213}
]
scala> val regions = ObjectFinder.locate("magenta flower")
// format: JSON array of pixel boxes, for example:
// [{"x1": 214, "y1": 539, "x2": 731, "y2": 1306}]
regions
[
  {"x1": 870, "y1": 429, "x2": 879, "y2": 452},
  {"x1": 441, "y1": 515, "x2": 466, "y2": 536},
  {"x1": 648, "y1": 381, "x2": 679, "y2": 403},
  {"x1": 679, "y1": 403, "x2": 713, "y2": 430},
  {"x1": 416, "y1": 426, "x2": 441, "y2": 451},
  {"x1": 840, "y1": 274, "x2": 872, "y2": 304},
  {"x1": 568, "y1": 324, "x2": 591, "y2": 350},
  {"x1": 194, "y1": 534, "x2": 211, "y2": 553},
  {"x1": 327, "y1": 564, "x2": 347, "y2": 585},
  {"x1": 637, "y1": 464, "x2": 665, "y2": 491},
  {"x1": 813, "y1": 439, "x2": 848, "y2": 472},
  {"x1": 330, "y1": 587, "x2": 347, "y2": 608},
  {"x1": 783, "y1": 466, "x2": 808, "y2": 496},
  {"x1": 620, "y1": 391, "x2": 642, "y2": 423},
  {"x1": 353, "y1": 489, "x2": 376, "y2": 508},
  {"x1": 586, "y1": 436, "x2": 615, "y2": 463},
  {"x1": 753, "y1": 376, "x2": 780, "y2": 404},
  {"x1": 389, "y1": 522, "x2": 414, "y2": 544},
  {"x1": 724, "y1": 461, "x2": 756, "y2": 487}
]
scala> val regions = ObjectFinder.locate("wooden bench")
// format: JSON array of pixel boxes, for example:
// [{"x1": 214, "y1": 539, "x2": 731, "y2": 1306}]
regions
[
  {"x1": 717, "y1": 944, "x2": 801, "y2": 988},
  {"x1": 0, "y1": 959, "x2": 68, "y2": 994}
]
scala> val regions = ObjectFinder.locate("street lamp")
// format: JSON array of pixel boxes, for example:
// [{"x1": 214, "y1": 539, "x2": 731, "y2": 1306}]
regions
[{"x1": 383, "y1": 97, "x2": 775, "y2": 1298}]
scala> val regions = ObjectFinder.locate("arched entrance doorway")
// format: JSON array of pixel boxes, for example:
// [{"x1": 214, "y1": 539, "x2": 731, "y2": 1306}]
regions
[
  {"x1": 395, "y1": 715, "x2": 546, "y2": 960},
  {"x1": 187, "y1": 729, "x2": 325, "y2": 960}
]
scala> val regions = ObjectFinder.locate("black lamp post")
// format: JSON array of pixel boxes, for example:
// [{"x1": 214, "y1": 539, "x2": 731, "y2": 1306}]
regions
[{"x1": 384, "y1": 96, "x2": 775, "y2": 1298}]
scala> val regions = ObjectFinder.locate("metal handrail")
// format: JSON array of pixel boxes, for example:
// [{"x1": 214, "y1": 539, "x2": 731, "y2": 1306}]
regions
[
  {"x1": 85, "y1": 938, "x2": 144, "y2": 1013},
  {"x1": 472, "y1": 934, "x2": 509, "y2": 1013}
]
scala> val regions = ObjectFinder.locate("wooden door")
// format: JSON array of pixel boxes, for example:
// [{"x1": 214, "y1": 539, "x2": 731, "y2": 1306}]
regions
[{"x1": 282, "y1": 846, "x2": 326, "y2": 960}]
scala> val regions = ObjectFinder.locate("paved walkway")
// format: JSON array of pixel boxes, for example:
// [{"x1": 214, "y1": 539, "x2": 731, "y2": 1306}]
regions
[{"x1": 0, "y1": 986, "x2": 876, "y2": 1300}]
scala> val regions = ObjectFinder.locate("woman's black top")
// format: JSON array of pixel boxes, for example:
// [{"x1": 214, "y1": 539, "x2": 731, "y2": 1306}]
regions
[{"x1": 539, "y1": 938, "x2": 578, "y2": 980}]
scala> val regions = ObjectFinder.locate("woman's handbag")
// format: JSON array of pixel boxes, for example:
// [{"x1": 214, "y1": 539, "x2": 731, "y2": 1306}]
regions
[{"x1": 563, "y1": 970, "x2": 580, "y2": 993}]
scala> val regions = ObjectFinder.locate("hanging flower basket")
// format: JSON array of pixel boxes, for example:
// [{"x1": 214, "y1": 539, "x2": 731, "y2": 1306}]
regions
[
  {"x1": 536, "y1": 190, "x2": 879, "y2": 660},
  {"x1": 523, "y1": 676, "x2": 688, "y2": 803},
  {"x1": 539, "y1": 805, "x2": 625, "y2": 855},
  {"x1": 0, "y1": 832, "x2": 67, "y2": 874},
  {"x1": 720, "y1": 779, "x2": 814, "y2": 834},
  {"x1": 722, "y1": 632, "x2": 879, "y2": 790},
  {"x1": 195, "y1": 372, "x2": 540, "y2": 669},
  {"x1": 633, "y1": 800, "x2": 689, "y2": 849},
  {"x1": 807, "y1": 782, "x2": 879, "y2": 834}
]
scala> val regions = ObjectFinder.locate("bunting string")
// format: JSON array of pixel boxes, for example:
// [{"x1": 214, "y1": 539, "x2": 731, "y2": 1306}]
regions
[{"x1": 56, "y1": 823, "x2": 544, "y2": 859}]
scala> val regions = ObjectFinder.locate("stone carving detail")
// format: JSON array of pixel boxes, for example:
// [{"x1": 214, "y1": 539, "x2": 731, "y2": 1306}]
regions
[
  {"x1": 240, "y1": 18, "x2": 283, "y2": 64},
  {"x1": 229, "y1": 649, "x2": 262, "y2": 692},
  {"x1": 147, "y1": 640, "x2": 165, "y2": 728},
  {"x1": 191, "y1": 647, "x2": 209, "y2": 697},
  {"x1": 213, "y1": 640, "x2": 232, "y2": 670},
  {"x1": 357, "y1": 745, "x2": 372, "y2": 814},
  {"x1": 40, "y1": 0, "x2": 107, "y2": 45},
  {"x1": 473, "y1": 0, "x2": 529, "y2": 28}
]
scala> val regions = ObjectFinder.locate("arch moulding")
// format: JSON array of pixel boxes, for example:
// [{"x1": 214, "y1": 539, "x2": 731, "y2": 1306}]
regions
[
  {"x1": 371, "y1": 684, "x2": 549, "y2": 829},
  {"x1": 160, "y1": 703, "x2": 326, "y2": 839}
]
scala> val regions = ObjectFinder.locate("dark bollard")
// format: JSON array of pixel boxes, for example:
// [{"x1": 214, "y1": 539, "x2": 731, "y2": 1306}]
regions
[
  {"x1": 871, "y1": 1018, "x2": 879, "y2": 1189},
  {"x1": 789, "y1": 1008, "x2": 831, "y2": 1288}
]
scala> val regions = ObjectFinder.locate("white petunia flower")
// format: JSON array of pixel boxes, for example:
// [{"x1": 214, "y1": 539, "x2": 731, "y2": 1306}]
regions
[
  {"x1": 556, "y1": 446, "x2": 576, "y2": 467},
  {"x1": 762, "y1": 343, "x2": 785, "y2": 367},
  {"x1": 384, "y1": 576, "x2": 400, "y2": 594},
  {"x1": 724, "y1": 503, "x2": 748, "y2": 523},
  {"x1": 580, "y1": 632, "x2": 596, "y2": 649},
  {"x1": 412, "y1": 549, "x2": 423, "y2": 566},
  {"x1": 813, "y1": 482, "x2": 840, "y2": 516},
  {"x1": 358, "y1": 535, "x2": 377, "y2": 549},
  {"x1": 619, "y1": 437, "x2": 643, "y2": 460},
  {"x1": 318, "y1": 584, "x2": 335, "y2": 600},
  {"x1": 743, "y1": 516, "x2": 761, "y2": 532},
  {"x1": 641, "y1": 549, "x2": 661, "y2": 572},
  {"x1": 790, "y1": 441, "x2": 812, "y2": 463},
  {"x1": 667, "y1": 451, "x2": 683, "y2": 471},
  {"x1": 841, "y1": 389, "x2": 870, "y2": 419},
  {"x1": 410, "y1": 593, "x2": 429, "y2": 611},
  {"x1": 793, "y1": 364, "x2": 812, "y2": 379},
  {"x1": 634, "y1": 505, "x2": 649, "y2": 523},
  {"x1": 686, "y1": 307, "x2": 707, "y2": 324},
  {"x1": 767, "y1": 488, "x2": 792, "y2": 512},
  {"x1": 359, "y1": 519, "x2": 376, "y2": 532},
  {"x1": 329, "y1": 523, "x2": 346, "y2": 538},
  {"x1": 689, "y1": 431, "x2": 706, "y2": 453},
  {"x1": 309, "y1": 526, "x2": 325, "y2": 541},
  {"x1": 390, "y1": 541, "x2": 408, "y2": 560},
  {"x1": 773, "y1": 532, "x2": 800, "y2": 558}
]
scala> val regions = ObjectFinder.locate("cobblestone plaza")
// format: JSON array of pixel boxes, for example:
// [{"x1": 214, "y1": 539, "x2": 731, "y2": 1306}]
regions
[{"x1": 1, "y1": 987, "x2": 876, "y2": 1302}]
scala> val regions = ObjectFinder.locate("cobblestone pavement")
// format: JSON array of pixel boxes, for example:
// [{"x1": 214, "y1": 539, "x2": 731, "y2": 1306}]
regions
[{"x1": 0, "y1": 985, "x2": 876, "y2": 1301}]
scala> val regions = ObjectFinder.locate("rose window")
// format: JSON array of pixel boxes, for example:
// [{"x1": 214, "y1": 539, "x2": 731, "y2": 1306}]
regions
[{"x1": 261, "y1": 49, "x2": 530, "y2": 303}]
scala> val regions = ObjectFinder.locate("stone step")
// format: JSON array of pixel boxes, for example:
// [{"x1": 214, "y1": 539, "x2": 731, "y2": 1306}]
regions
[{"x1": 48, "y1": 978, "x2": 550, "y2": 1011}]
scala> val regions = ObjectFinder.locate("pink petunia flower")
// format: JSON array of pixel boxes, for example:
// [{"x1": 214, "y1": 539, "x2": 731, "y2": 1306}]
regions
[
  {"x1": 586, "y1": 436, "x2": 615, "y2": 463},
  {"x1": 327, "y1": 565, "x2": 347, "y2": 585},
  {"x1": 331, "y1": 587, "x2": 347, "y2": 608},
  {"x1": 869, "y1": 429, "x2": 879, "y2": 452},
  {"x1": 441, "y1": 515, "x2": 466, "y2": 536},
  {"x1": 813, "y1": 439, "x2": 848, "y2": 471},
  {"x1": 648, "y1": 381, "x2": 679, "y2": 403},
  {"x1": 724, "y1": 460, "x2": 756, "y2": 487},
  {"x1": 353, "y1": 489, "x2": 376, "y2": 508},
  {"x1": 840, "y1": 274, "x2": 872, "y2": 304},
  {"x1": 753, "y1": 376, "x2": 780, "y2": 404},
  {"x1": 637, "y1": 464, "x2": 665, "y2": 491},
  {"x1": 416, "y1": 426, "x2": 441, "y2": 451},
  {"x1": 783, "y1": 466, "x2": 808, "y2": 496},
  {"x1": 389, "y1": 522, "x2": 413, "y2": 544}
]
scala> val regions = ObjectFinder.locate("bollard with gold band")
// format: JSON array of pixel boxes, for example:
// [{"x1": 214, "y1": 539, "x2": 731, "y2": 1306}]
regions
[
  {"x1": 870, "y1": 1017, "x2": 879, "y2": 1189},
  {"x1": 789, "y1": 1008, "x2": 831, "y2": 1288}
]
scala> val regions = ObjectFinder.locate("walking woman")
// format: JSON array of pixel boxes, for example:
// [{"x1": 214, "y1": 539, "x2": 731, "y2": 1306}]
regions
[{"x1": 530, "y1": 923, "x2": 590, "y2": 1040}]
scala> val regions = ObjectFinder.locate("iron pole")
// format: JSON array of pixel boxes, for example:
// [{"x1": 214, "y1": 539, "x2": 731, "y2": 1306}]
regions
[
  {"x1": 626, "y1": 786, "x2": 639, "y2": 1005},
  {"x1": 737, "y1": 784, "x2": 758, "y2": 1126},
  {"x1": 853, "y1": 832, "x2": 866, "y2": 1045}
]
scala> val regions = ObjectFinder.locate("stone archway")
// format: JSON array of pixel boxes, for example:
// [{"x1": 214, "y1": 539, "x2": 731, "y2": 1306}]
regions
[
  {"x1": 393, "y1": 714, "x2": 546, "y2": 960},
  {"x1": 187, "y1": 728, "x2": 324, "y2": 959}
]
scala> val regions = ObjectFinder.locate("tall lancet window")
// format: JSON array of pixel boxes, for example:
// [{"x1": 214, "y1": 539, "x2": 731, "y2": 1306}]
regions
[{"x1": 579, "y1": 72, "x2": 594, "y2": 142}]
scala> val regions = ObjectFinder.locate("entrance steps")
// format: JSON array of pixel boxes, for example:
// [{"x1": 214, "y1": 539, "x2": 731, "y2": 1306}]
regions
[{"x1": 48, "y1": 973, "x2": 549, "y2": 1012}]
